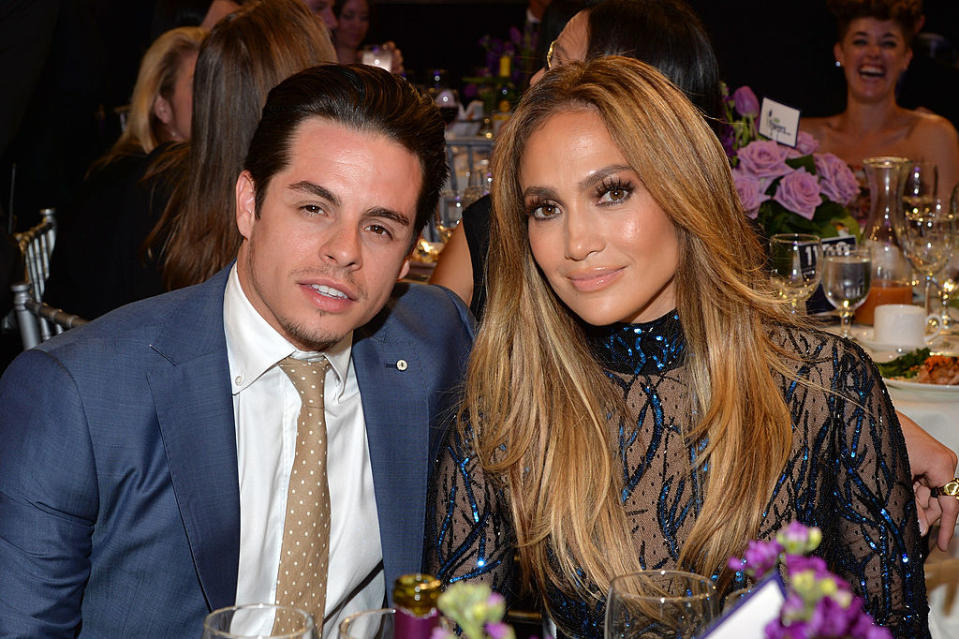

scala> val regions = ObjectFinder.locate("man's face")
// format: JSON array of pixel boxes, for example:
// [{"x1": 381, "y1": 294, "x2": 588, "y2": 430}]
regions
[{"x1": 235, "y1": 117, "x2": 422, "y2": 351}]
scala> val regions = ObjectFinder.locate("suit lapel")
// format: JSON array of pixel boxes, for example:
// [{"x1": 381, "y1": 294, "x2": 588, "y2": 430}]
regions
[
  {"x1": 147, "y1": 270, "x2": 240, "y2": 611},
  {"x1": 352, "y1": 323, "x2": 429, "y2": 590}
]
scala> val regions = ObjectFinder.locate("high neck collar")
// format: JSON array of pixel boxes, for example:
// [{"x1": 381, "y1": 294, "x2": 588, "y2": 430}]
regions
[{"x1": 587, "y1": 311, "x2": 686, "y2": 375}]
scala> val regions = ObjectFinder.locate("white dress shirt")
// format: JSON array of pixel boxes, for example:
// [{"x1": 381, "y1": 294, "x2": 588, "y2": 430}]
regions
[{"x1": 224, "y1": 266, "x2": 384, "y2": 638}]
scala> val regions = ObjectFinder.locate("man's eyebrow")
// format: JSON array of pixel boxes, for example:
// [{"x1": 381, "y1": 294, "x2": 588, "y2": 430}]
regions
[
  {"x1": 288, "y1": 180, "x2": 340, "y2": 207},
  {"x1": 366, "y1": 207, "x2": 411, "y2": 227}
]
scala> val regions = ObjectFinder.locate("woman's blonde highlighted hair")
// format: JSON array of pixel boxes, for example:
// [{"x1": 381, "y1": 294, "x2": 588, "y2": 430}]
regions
[
  {"x1": 468, "y1": 57, "x2": 799, "y2": 610},
  {"x1": 95, "y1": 26, "x2": 207, "y2": 169}
]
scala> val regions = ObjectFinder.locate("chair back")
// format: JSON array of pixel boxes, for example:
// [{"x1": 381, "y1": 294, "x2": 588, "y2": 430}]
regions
[
  {"x1": 12, "y1": 282, "x2": 88, "y2": 350},
  {"x1": 14, "y1": 208, "x2": 56, "y2": 303}
]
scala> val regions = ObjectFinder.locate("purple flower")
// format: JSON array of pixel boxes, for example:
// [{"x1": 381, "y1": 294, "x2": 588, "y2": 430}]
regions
[
  {"x1": 733, "y1": 86, "x2": 760, "y2": 117},
  {"x1": 783, "y1": 554, "x2": 829, "y2": 579},
  {"x1": 849, "y1": 610, "x2": 893, "y2": 639},
  {"x1": 742, "y1": 538, "x2": 784, "y2": 577},
  {"x1": 484, "y1": 622, "x2": 512, "y2": 639},
  {"x1": 738, "y1": 140, "x2": 792, "y2": 179},
  {"x1": 815, "y1": 152, "x2": 860, "y2": 206},
  {"x1": 509, "y1": 26, "x2": 522, "y2": 45},
  {"x1": 795, "y1": 131, "x2": 819, "y2": 155},
  {"x1": 811, "y1": 595, "x2": 855, "y2": 636},
  {"x1": 773, "y1": 169, "x2": 822, "y2": 220},
  {"x1": 733, "y1": 168, "x2": 771, "y2": 218},
  {"x1": 777, "y1": 522, "x2": 822, "y2": 556}
]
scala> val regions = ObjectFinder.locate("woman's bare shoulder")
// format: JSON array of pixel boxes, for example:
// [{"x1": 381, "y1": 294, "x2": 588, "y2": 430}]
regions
[{"x1": 909, "y1": 109, "x2": 959, "y2": 143}]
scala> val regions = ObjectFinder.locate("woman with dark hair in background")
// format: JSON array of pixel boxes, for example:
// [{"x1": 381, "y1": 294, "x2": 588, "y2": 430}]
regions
[
  {"x1": 145, "y1": 0, "x2": 336, "y2": 292},
  {"x1": 430, "y1": 0, "x2": 723, "y2": 319},
  {"x1": 802, "y1": 0, "x2": 959, "y2": 195},
  {"x1": 330, "y1": 0, "x2": 403, "y2": 71}
]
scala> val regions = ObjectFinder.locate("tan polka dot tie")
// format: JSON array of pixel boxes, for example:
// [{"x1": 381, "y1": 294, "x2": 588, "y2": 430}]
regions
[{"x1": 273, "y1": 356, "x2": 332, "y2": 634}]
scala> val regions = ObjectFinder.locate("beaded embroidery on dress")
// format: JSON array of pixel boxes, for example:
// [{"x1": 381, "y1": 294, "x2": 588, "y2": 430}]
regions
[{"x1": 427, "y1": 312, "x2": 927, "y2": 639}]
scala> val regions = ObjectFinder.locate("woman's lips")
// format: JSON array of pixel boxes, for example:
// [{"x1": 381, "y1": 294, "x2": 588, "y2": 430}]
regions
[{"x1": 565, "y1": 267, "x2": 625, "y2": 292}]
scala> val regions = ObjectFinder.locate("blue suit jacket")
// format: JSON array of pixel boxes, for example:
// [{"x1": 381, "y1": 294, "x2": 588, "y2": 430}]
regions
[{"x1": 0, "y1": 267, "x2": 474, "y2": 638}]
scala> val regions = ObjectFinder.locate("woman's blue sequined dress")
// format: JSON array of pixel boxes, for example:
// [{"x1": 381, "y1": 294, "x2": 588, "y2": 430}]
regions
[{"x1": 426, "y1": 312, "x2": 928, "y2": 638}]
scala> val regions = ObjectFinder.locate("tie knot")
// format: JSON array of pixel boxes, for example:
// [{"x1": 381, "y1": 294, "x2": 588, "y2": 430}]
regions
[{"x1": 278, "y1": 357, "x2": 330, "y2": 398}]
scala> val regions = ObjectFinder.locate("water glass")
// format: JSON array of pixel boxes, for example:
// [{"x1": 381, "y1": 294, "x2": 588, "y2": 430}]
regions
[
  {"x1": 902, "y1": 160, "x2": 938, "y2": 217},
  {"x1": 434, "y1": 192, "x2": 463, "y2": 243},
  {"x1": 769, "y1": 234, "x2": 822, "y2": 313},
  {"x1": 605, "y1": 570, "x2": 717, "y2": 639},
  {"x1": 896, "y1": 199, "x2": 953, "y2": 317},
  {"x1": 203, "y1": 604, "x2": 314, "y2": 638},
  {"x1": 339, "y1": 608, "x2": 395, "y2": 639},
  {"x1": 822, "y1": 247, "x2": 872, "y2": 338}
]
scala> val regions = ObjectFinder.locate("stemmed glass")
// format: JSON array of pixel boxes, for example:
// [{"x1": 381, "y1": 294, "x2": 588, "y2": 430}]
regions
[
  {"x1": 822, "y1": 246, "x2": 872, "y2": 338},
  {"x1": 203, "y1": 604, "x2": 315, "y2": 638},
  {"x1": 902, "y1": 160, "x2": 938, "y2": 218},
  {"x1": 339, "y1": 608, "x2": 395, "y2": 639},
  {"x1": 895, "y1": 198, "x2": 953, "y2": 318},
  {"x1": 605, "y1": 570, "x2": 718, "y2": 639},
  {"x1": 769, "y1": 234, "x2": 822, "y2": 314}
]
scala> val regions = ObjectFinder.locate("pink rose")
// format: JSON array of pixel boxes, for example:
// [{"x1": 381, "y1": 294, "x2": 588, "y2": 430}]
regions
[
  {"x1": 732, "y1": 86, "x2": 760, "y2": 117},
  {"x1": 737, "y1": 140, "x2": 791, "y2": 179},
  {"x1": 732, "y1": 168, "x2": 770, "y2": 218},
  {"x1": 814, "y1": 152, "x2": 860, "y2": 206},
  {"x1": 796, "y1": 131, "x2": 819, "y2": 154},
  {"x1": 773, "y1": 169, "x2": 822, "y2": 220}
]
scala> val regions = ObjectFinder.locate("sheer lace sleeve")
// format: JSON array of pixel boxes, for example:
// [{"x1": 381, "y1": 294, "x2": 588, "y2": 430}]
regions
[
  {"x1": 425, "y1": 423, "x2": 518, "y2": 597},
  {"x1": 787, "y1": 329, "x2": 928, "y2": 637}
]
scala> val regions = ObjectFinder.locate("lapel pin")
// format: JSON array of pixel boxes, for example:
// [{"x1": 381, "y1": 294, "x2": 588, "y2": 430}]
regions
[{"x1": 395, "y1": 359, "x2": 408, "y2": 371}]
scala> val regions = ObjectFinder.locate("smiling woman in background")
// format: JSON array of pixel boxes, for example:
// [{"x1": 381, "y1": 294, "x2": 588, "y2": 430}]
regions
[{"x1": 802, "y1": 0, "x2": 959, "y2": 195}]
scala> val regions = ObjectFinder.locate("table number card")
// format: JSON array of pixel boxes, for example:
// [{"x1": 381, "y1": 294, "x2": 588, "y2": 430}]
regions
[
  {"x1": 758, "y1": 98, "x2": 801, "y2": 147},
  {"x1": 701, "y1": 574, "x2": 787, "y2": 639}
]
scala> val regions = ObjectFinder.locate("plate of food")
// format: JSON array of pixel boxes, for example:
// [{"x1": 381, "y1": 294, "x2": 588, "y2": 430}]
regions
[{"x1": 877, "y1": 348, "x2": 959, "y2": 398}]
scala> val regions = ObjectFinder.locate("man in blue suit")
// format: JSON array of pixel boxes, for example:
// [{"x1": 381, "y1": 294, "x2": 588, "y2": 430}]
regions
[{"x1": 0, "y1": 65, "x2": 473, "y2": 638}]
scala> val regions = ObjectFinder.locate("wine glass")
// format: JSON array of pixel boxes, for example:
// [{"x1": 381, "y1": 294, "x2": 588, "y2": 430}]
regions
[
  {"x1": 339, "y1": 608, "x2": 395, "y2": 639},
  {"x1": 605, "y1": 570, "x2": 717, "y2": 639},
  {"x1": 769, "y1": 234, "x2": 823, "y2": 314},
  {"x1": 203, "y1": 604, "x2": 315, "y2": 638},
  {"x1": 895, "y1": 198, "x2": 953, "y2": 318},
  {"x1": 822, "y1": 247, "x2": 872, "y2": 338},
  {"x1": 434, "y1": 192, "x2": 463, "y2": 243},
  {"x1": 902, "y1": 160, "x2": 938, "y2": 218},
  {"x1": 941, "y1": 186, "x2": 959, "y2": 334}
]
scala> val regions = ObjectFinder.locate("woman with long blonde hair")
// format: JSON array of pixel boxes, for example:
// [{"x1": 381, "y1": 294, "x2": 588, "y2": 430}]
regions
[{"x1": 427, "y1": 57, "x2": 927, "y2": 638}]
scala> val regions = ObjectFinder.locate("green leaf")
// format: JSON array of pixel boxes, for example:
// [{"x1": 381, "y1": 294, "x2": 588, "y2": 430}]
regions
[{"x1": 785, "y1": 155, "x2": 816, "y2": 174}]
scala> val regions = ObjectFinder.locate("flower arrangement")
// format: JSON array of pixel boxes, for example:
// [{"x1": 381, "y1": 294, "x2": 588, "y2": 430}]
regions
[
  {"x1": 464, "y1": 27, "x2": 535, "y2": 114},
  {"x1": 431, "y1": 582, "x2": 517, "y2": 639},
  {"x1": 727, "y1": 521, "x2": 892, "y2": 639},
  {"x1": 722, "y1": 85, "x2": 861, "y2": 239}
]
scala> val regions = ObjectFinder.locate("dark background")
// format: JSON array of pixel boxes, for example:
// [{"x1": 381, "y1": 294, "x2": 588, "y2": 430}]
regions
[{"x1": 2, "y1": 0, "x2": 958, "y2": 234}]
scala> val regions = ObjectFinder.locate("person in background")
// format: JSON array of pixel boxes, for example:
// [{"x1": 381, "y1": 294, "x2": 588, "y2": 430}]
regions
[
  {"x1": 150, "y1": 0, "x2": 244, "y2": 40},
  {"x1": 0, "y1": 63, "x2": 472, "y2": 639},
  {"x1": 44, "y1": 26, "x2": 207, "y2": 320},
  {"x1": 305, "y1": 0, "x2": 339, "y2": 30},
  {"x1": 145, "y1": 0, "x2": 336, "y2": 292},
  {"x1": 802, "y1": 0, "x2": 959, "y2": 196},
  {"x1": 330, "y1": 0, "x2": 403, "y2": 72},
  {"x1": 428, "y1": 56, "x2": 930, "y2": 638}
]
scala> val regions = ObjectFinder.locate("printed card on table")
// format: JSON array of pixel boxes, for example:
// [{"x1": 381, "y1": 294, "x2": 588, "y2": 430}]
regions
[
  {"x1": 758, "y1": 98, "x2": 801, "y2": 147},
  {"x1": 700, "y1": 574, "x2": 787, "y2": 639}
]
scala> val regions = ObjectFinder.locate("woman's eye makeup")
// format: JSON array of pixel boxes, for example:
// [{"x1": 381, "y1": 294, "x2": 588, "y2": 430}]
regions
[
  {"x1": 596, "y1": 177, "x2": 634, "y2": 204},
  {"x1": 526, "y1": 198, "x2": 560, "y2": 220}
]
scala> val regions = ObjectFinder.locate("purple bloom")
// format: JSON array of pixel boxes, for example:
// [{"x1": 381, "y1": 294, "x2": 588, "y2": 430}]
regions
[
  {"x1": 777, "y1": 522, "x2": 822, "y2": 555},
  {"x1": 509, "y1": 26, "x2": 522, "y2": 45},
  {"x1": 738, "y1": 140, "x2": 792, "y2": 179},
  {"x1": 733, "y1": 168, "x2": 771, "y2": 219},
  {"x1": 733, "y1": 86, "x2": 760, "y2": 117},
  {"x1": 773, "y1": 169, "x2": 822, "y2": 220},
  {"x1": 815, "y1": 152, "x2": 860, "y2": 206},
  {"x1": 431, "y1": 628, "x2": 455, "y2": 639},
  {"x1": 783, "y1": 554, "x2": 829, "y2": 579},
  {"x1": 484, "y1": 622, "x2": 512, "y2": 639},
  {"x1": 811, "y1": 596, "x2": 854, "y2": 636},
  {"x1": 795, "y1": 131, "x2": 819, "y2": 155}
]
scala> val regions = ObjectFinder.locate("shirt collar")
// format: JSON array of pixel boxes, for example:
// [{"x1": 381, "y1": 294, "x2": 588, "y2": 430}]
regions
[{"x1": 224, "y1": 265, "x2": 353, "y2": 398}]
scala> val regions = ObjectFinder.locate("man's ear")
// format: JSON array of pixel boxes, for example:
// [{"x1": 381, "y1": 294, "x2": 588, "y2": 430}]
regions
[
  {"x1": 397, "y1": 257, "x2": 410, "y2": 282},
  {"x1": 236, "y1": 170, "x2": 257, "y2": 240}
]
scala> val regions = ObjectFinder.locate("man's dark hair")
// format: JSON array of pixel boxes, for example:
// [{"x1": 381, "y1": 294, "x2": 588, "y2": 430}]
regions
[{"x1": 245, "y1": 63, "x2": 448, "y2": 237}]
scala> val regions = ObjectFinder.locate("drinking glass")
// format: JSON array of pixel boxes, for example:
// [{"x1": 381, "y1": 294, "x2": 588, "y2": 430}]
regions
[
  {"x1": 895, "y1": 199, "x2": 953, "y2": 317},
  {"x1": 605, "y1": 570, "x2": 717, "y2": 639},
  {"x1": 769, "y1": 234, "x2": 822, "y2": 313},
  {"x1": 339, "y1": 608, "x2": 395, "y2": 639},
  {"x1": 902, "y1": 160, "x2": 938, "y2": 218},
  {"x1": 434, "y1": 192, "x2": 463, "y2": 243},
  {"x1": 203, "y1": 604, "x2": 314, "y2": 638},
  {"x1": 822, "y1": 247, "x2": 872, "y2": 338}
]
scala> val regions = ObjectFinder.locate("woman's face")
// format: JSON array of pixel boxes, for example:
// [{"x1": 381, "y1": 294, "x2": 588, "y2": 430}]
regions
[
  {"x1": 521, "y1": 108, "x2": 679, "y2": 326},
  {"x1": 154, "y1": 50, "x2": 198, "y2": 142},
  {"x1": 835, "y1": 17, "x2": 912, "y2": 104},
  {"x1": 529, "y1": 10, "x2": 589, "y2": 86},
  {"x1": 333, "y1": 0, "x2": 370, "y2": 50}
]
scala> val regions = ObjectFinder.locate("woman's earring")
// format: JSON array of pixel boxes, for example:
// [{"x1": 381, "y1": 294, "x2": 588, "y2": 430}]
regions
[{"x1": 835, "y1": 60, "x2": 841, "y2": 68}]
